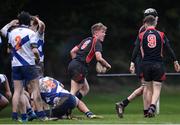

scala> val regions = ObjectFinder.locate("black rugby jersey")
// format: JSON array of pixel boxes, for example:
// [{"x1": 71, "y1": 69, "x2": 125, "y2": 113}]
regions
[
  {"x1": 74, "y1": 37, "x2": 102, "y2": 64},
  {"x1": 131, "y1": 27, "x2": 177, "y2": 63}
]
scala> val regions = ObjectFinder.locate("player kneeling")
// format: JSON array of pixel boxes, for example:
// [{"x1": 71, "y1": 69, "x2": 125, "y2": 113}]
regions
[{"x1": 39, "y1": 76, "x2": 102, "y2": 119}]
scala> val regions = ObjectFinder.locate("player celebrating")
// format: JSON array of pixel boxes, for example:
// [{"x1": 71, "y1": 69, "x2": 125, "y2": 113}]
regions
[
  {"x1": 0, "y1": 74, "x2": 12, "y2": 111},
  {"x1": 68, "y1": 22, "x2": 111, "y2": 100},
  {"x1": 116, "y1": 8, "x2": 159, "y2": 118},
  {"x1": 130, "y1": 15, "x2": 180, "y2": 117},
  {"x1": 38, "y1": 76, "x2": 99, "y2": 119}
]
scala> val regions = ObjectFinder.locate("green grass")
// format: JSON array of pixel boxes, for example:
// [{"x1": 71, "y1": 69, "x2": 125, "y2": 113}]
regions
[{"x1": 0, "y1": 88, "x2": 180, "y2": 124}]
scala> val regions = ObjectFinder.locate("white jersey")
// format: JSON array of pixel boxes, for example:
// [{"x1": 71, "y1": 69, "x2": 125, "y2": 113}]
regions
[
  {"x1": 0, "y1": 74, "x2": 6, "y2": 84},
  {"x1": 8, "y1": 25, "x2": 37, "y2": 67},
  {"x1": 36, "y1": 32, "x2": 44, "y2": 62},
  {"x1": 39, "y1": 76, "x2": 69, "y2": 105}
]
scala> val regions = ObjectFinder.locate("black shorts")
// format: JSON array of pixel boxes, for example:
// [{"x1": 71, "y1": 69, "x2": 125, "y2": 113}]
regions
[
  {"x1": 140, "y1": 61, "x2": 166, "y2": 82},
  {"x1": 68, "y1": 59, "x2": 88, "y2": 84}
]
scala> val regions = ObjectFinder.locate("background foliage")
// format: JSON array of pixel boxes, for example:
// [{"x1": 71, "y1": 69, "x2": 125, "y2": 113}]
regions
[{"x1": 0, "y1": 0, "x2": 180, "y2": 88}]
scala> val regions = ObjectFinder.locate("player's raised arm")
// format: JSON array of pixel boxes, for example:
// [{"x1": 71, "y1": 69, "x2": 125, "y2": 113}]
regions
[{"x1": 0, "y1": 19, "x2": 19, "y2": 37}]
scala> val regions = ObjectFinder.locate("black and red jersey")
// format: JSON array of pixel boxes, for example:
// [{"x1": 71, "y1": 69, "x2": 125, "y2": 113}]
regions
[
  {"x1": 74, "y1": 37, "x2": 102, "y2": 64},
  {"x1": 131, "y1": 27, "x2": 177, "y2": 63}
]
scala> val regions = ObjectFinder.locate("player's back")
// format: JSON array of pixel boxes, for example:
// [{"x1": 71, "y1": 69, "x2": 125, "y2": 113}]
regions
[
  {"x1": 39, "y1": 76, "x2": 70, "y2": 105},
  {"x1": 8, "y1": 26, "x2": 36, "y2": 67},
  {"x1": 139, "y1": 27, "x2": 164, "y2": 62}
]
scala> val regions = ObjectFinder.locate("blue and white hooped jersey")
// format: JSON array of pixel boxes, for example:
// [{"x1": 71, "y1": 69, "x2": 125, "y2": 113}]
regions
[
  {"x1": 35, "y1": 32, "x2": 44, "y2": 62},
  {"x1": 39, "y1": 76, "x2": 69, "y2": 105},
  {"x1": 8, "y1": 26, "x2": 37, "y2": 67},
  {"x1": 0, "y1": 74, "x2": 6, "y2": 84}
]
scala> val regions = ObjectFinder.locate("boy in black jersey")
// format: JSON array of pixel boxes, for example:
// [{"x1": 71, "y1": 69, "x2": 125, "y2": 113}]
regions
[
  {"x1": 116, "y1": 8, "x2": 159, "y2": 118},
  {"x1": 130, "y1": 15, "x2": 180, "y2": 117},
  {"x1": 68, "y1": 22, "x2": 111, "y2": 100}
]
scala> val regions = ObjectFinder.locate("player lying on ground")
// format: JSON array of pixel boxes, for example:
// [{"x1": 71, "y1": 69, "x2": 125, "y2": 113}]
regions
[
  {"x1": 38, "y1": 76, "x2": 101, "y2": 119},
  {"x1": 0, "y1": 74, "x2": 12, "y2": 111}
]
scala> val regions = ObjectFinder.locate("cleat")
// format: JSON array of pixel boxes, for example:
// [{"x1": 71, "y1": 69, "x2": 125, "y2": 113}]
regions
[
  {"x1": 39, "y1": 116, "x2": 49, "y2": 121},
  {"x1": 115, "y1": 102, "x2": 124, "y2": 118},
  {"x1": 87, "y1": 114, "x2": 103, "y2": 119},
  {"x1": 28, "y1": 112, "x2": 37, "y2": 121}
]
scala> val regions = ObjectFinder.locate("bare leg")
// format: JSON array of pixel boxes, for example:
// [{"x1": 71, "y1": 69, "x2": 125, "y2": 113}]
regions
[
  {"x1": 0, "y1": 95, "x2": 9, "y2": 111},
  {"x1": 12, "y1": 80, "x2": 25, "y2": 113},
  {"x1": 127, "y1": 86, "x2": 144, "y2": 101},
  {"x1": 143, "y1": 82, "x2": 153, "y2": 110},
  {"x1": 70, "y1": 79, "x2": 84, "y2": 95},
  {"x1": 79, "y1": 78, "x2": 89, "y2": 96},
  {"x1": 151, "y1": 81, "x2": 162, "y2": 105},
  {"x1": 29, "y1": 78, "x2": 43, "y2": 112}
]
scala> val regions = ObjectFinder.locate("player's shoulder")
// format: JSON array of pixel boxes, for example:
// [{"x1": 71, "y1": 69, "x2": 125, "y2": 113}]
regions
[{"x1": 138, "y1": 25, "x2": 146, "y2": 33}]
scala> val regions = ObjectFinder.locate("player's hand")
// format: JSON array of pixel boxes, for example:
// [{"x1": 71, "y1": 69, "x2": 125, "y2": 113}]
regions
[
  {"x1": 174, "y1": 61, "x2": 180, "y2": 72},
  {"x1": 5, "y1": 91, "x2": 12, "y2": 100},
  {"x1": 129, "y1": 62, "x2": 135, "y2": 74},
  {"x1": 106, "y1": 64, "x2": 111, "y2": 71},
  {"x1": 10, "y1": 19, "x2": 19, "y2": 27}
]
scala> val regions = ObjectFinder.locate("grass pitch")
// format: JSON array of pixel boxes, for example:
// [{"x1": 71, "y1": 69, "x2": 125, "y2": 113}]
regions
[{"x1": 0, "y1": 86, "x2": 180, "y2": 124}]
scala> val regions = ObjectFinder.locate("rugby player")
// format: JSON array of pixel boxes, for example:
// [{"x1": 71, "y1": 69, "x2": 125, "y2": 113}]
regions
[
  {"x1": 68, "y1": 22, "x2": 111, "y2": 100},
  {"x1": 116, "y1": 8, "x2": 159, "y2": 118},
  {"x1": 130, "y1": 15, "x2": 180, "y2": 117},
  {"x1": 0, "y1": 74, "x2": 12, "y2": 111}
]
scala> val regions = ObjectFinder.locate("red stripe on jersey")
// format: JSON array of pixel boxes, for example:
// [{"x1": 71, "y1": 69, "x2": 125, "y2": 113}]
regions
[
  {"x1": 86, "y1": 37, "x2": 97, "y2": 63},
  {"x1": 157, "y1": 31, "x2": 165, "y2": 57},
  {"x1": 139, "y1": 30, "x2": 147, "y2": 58}
]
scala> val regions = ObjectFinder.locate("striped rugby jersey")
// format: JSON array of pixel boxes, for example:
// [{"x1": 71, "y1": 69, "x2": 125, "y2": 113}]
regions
[
  {"x1": 8, "y1": 26, "x2": 37, "y2": 67},
  {"x1": 35, "y1": 32, "x2": 44, "y2": 62}
]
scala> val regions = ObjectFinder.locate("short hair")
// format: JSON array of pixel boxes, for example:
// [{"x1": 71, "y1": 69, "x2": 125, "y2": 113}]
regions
[
  {"x1": 17, "y1": 11, "x2": 31, "y2": 26},
  {"x1": 91, "y1": 22, "x2": 107, "y2": 35},
  {"x1": 143, "y1": 15, "x2": 156, "y2": 26},
  {"x1": 144, "y1": 8, "x2": 158, "y2": 17}
]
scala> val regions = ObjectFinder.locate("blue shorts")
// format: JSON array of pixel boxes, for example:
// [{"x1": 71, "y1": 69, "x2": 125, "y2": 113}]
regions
[
  {"x1": 52, "y1": 94, "x2": 76, "y2": 118},
  {"x1": 12, "y1": 65, "x2": 39, "y2": 81}
]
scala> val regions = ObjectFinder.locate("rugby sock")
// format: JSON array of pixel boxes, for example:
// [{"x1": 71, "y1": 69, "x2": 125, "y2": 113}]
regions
[
  {"x1": 27, "y1": 108, "x2": 33, "y2": 115},
  {"x1": 21, "y1": 113, "x2": 27, "y2": 122},
  {"x1": 12, "y1": 112, "x2": 18, "y2": 120},
  {"x1": 122, "y1": 98, "x2": 129, "y2": 107},
  {"x1": 44, "y1": 109, "x2": 50, "y2": 117},
  {"x1": 149, "y1": 104, "x2": 156, "y2": 113},
  {"x1": 144, "y1": 109, "x2": 148, "y2": 117},
  {"x1": 85, "y1": 111, "x2": 94, "y2": 117},
  {"x1": 76, "y1": 92, "x2": 83, "y2": 100},
  {"x1": 36, "y1": 111, "x2": 46, "y2": 118}
]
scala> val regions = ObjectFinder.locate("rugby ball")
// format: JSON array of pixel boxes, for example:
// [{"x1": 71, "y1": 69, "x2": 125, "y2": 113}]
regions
[{"x1": 96, "y1": 62, "x2": 107, "y2": 73}]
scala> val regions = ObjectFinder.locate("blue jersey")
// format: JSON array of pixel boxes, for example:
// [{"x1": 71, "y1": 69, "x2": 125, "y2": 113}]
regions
[{"x1": 39, "y1": 76, "x2": 70, "y2": 105}]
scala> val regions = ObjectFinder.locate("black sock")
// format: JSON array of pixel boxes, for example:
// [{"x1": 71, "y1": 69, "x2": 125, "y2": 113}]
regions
[
  {"x1": 144, "y1": 109, "x2": 148, "y2": 115},
  {"x1": 122, "y1": 98, "x2": 129, "y2": 107},
  {"x1": 76, "y1": 92, "x2": 83, "y2": 100}
]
